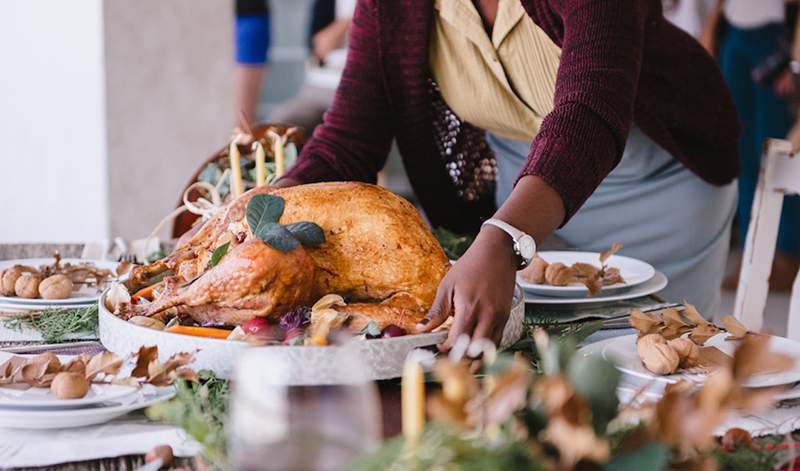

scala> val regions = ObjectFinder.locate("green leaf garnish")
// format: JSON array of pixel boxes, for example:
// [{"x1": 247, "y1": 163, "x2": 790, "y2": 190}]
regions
[
  {"x1": 246, "y1": 194, "x2": 285, "y2": 237},
  {"x1": 209, "y1": 242, "x2": 230, "y2": 267},
  {"x1": 359, "y1": 320, "x2": 381, "y2": 337},
  {"x1": 262, "y1": 224, "x2": 300, "y2": 252},
  {"x1": 285, "y1": 221, "x2": 325, "y2": 247}
]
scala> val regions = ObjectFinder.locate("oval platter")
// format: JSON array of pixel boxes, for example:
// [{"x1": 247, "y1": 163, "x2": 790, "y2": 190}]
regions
[{"x1": 99, "y1": 286, "x2": 525, "y2": 384}]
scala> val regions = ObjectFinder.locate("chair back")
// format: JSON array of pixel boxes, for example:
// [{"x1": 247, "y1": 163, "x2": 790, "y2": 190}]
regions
[{"x1": 734, "y1": 139, "x2": 800, "y2": 336}]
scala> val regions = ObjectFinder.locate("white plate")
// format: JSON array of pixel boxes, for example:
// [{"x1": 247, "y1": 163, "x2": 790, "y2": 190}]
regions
[
  {"x1": 99, "y1": 286, "x2": 527, "y2": 383},
  {"x1": 518, "y1": 251, "x2": 655, "y2": 297},
  {"x1": 524, "y1": 271, "x2": 668, "y2": 305},
  {"x1": 0, "y1": 351, "x2": 138, "y2": 408},
  {"x1": 602, "y1": 333, "x2": 800, "y2": 388},
  {"x1": 0, "y1": 386, "x2": 175, "y2": 429},
  {"x1": 0, "y1": 259, "x2": 120, "y2": 306}
]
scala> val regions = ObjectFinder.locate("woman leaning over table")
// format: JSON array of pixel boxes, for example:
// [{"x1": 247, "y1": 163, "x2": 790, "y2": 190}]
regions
[{"x1": 275, "y1": 0, "x2": 741, "y2": 348}]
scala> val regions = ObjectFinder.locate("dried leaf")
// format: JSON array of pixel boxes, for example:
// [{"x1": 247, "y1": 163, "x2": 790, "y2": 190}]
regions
[
  {"x1": 542, "y1": 416, "x2": 610, "y2": 467},
  {"x1": 571, "y1": 262, "x2": 600, "y2": 279},
  {"x1": 147, "y1": 351, "x2": 197, "y2": 386},
  {"x1": 62, "y1": 355, "x2": 91, "y2": 376},
  {"x1": 660, "y1": 309, "x2": 693, "y2": 340},
  {"x1": 721, "y1": 315, "x2": 749, "y2": 340},
  {"x1": 698, "y1": 346, "x2": 732, "y2": 369},
  {"x1": 682, "y1": 303, "x2": 708, "y2": 326},
  {"x1": 481, "y1": 358, "x2": 530, "y2": 425},
  {"x1": 599, "y1": 243, "x2": 624, "y2": 264},
  {"x1": 85, "y1": 352, "x2": 123, "y2": 381},
  {"x1": 17, "y1": 353, "x2": 61, "y2": 386},
  {"x1": 111, "y1": 377, "x2": 141, "y2": 388},
  {"x1": 689, "y1": 323, "x2": 719, "y2": 346},
  {"x1": 731, "y1": 334, "x2": 794, "y2": 382},
  {"x1": 602, "y1": 267, "x2": 625, "y2": 286},
  {"x1": 132, "y1": 346, "x2": 159, "y2": 378},
  {"x1": 629, "y1": 309, "x2": 660, "y2": 336},
  {"x1": 664, "y1": 379, "x2": 694, "y2": 395},
  {"x1": 173, "y1": 367, "x2": 199, "y2": 382}
]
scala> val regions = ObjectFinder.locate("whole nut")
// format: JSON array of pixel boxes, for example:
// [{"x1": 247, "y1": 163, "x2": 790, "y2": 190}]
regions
[
  {"x1": 668, "y1": 338, "x2": 700, "y2": 368},
  {"x1": 15, "y1": 274, "x2": 41, "y2": 299},
  {"x1": 519, "y1": 256, "x2": 548, "y2": 284},
  {"x1": 2, "y1": 266, "x2": 37, "y2": 296},
  {"x1": 50, "y1": 372, "x2": 90, "y2": 399},
  {"x1": 637, "y1": 333, "x2": 679, "y2": 375},
  {"x1": 39, "y1": 274, "x2": 74, "y2": 300}
]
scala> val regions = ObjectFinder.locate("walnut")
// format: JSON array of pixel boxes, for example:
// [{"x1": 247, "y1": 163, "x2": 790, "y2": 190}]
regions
[
  {"x1": 39, "y1": 274, "x2": 74, "y2": 300},
  {"x1": 15, "y1": 273, "x2": 41, "y2": 299},
  {"x1": 50, "y1": 372, "x2": 90, "y2": 399},
  {"x1": 636, "y1": 333, "x2": 679, "y2": 375},
  {"x1": 519, "y1": 256, "x2": 548, "y2": 284},
  {"x1": 1, "y1": 265, "x2": 37, "y2": 296},
  {"x1": 544, "y1": 262, "x2": 574, "y2": 286},
  {"x1": 668, "y1": 338, "x2": 700, "y2": 368}
]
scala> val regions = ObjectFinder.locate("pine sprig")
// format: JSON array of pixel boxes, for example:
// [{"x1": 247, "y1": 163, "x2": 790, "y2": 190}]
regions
[{"x1": 3, "y1": 306, "x2": 98, "y2": 342}]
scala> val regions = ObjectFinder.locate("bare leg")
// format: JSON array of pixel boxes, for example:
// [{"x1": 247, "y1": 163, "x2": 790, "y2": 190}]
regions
[{"x1": 234, "y1": 64, "x2": 268, "y2": 127}]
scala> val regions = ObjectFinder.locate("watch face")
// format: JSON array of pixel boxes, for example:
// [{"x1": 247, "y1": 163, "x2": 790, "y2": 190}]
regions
[{"x1": 518, "y1": 235, "x2": 536, "y2": 260}]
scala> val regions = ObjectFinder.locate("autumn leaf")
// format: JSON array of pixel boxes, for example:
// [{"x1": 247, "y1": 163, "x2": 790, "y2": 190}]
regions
[
  {"x1": 721, "y1": 315, "x2": 750, "y2": 340},
  {"x1": 85, "y1": 352, "x2": 124, "y2": 381},
  {"x1": 682, "y1": 303, "x2": 708, "y2": 326},
  {"x1": 689, "y1": 323, "x2": 719, "y2": 346},
  {"x1": 599, "y1": 243, "x2": 624, "y2": 264},
  {"x1": 731, "y1": 334, "x2": 794, "y2": 381},
  {"x1": 132, "y1": 346, "x2": 159, "y2": 378},
  {"x1": 629, "y1": 309, "x2": 661, "y2": 336},
  {"x1": 660, "y1": 309, "x2": 692, "y2": 340}
]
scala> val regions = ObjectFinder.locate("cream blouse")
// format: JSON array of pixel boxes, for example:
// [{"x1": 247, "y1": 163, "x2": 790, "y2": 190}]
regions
[{"x1": 429, "y1": 0, "x2": 561, "y2": 142}]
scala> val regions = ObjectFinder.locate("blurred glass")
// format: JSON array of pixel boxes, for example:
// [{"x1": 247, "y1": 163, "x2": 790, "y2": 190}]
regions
[{"x1": 229, "y1": 344, "x2": 382, "y2": 471}]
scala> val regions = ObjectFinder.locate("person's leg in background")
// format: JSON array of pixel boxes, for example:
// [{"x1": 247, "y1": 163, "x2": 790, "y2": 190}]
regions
[
  {"x1": 747, "y1": 24, "x2": 799, "y2": 289},
  {"x1": 234, "y1": 0, "x2": 271, "y2": 128}
]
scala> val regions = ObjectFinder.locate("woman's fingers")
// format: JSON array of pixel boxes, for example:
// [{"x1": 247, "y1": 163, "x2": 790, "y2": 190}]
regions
[
  {"x1": 417, "y1": 282, "x2": 453, "y2": 332},
  {"x1": 438, "y1": 295, "x2": 476, "y2": 351}
]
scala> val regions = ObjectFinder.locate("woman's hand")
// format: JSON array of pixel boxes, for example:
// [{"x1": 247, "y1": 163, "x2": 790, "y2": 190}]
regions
[{"x1": 417, "y1": 226, "x2": 518, "y2": 350}]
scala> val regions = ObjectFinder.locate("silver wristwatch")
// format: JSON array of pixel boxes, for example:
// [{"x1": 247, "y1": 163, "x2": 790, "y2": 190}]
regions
[{"x1": 481, "y1": 218, "x2": 537, "y2": 268}]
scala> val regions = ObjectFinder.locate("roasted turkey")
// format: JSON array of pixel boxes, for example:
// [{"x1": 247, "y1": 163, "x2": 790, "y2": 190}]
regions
[{"x1": 128, "y1": 182, "x2": 450, "y2": 331}]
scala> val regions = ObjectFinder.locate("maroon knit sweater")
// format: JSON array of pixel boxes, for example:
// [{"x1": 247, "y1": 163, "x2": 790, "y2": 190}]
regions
[{"x1": 285, "y1": 0, "x2": 741, "y2": 233}]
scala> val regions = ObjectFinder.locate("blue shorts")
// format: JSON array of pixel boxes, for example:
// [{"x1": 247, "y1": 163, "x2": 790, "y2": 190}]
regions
[{"x1": 236, "y1": 14, "x2": 271, "y2": 65}]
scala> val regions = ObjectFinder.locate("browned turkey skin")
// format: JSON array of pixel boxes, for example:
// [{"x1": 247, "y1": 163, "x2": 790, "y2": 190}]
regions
[{"x1": 128, "y1": 182, "x2": 450, "y2": 331}]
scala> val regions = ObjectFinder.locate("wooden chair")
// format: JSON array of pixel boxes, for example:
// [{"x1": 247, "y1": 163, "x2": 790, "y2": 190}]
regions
[{"x1": 734, "y1": 139, "x2": 800, "y2": 337}]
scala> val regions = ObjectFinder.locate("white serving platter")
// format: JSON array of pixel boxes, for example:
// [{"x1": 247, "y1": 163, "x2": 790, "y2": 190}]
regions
[
  {"x1": 518, "y1": 251, "x2": 655, "y2": 298},
  {"x1": 524, "y1": 271, "x2": 668, "y2": 305},
  {"x1": 0, "y1": 259, "x2": 120, "y2": 306},
  {"x1": 99, "y1": 286, "x2": 526, "y2": 383},
  {"x1": 0, "y1": 386, "x2": 175, "y2": 429},
  {"x1": 601, "y1": 333, "x2": 800, "y2": 388}
]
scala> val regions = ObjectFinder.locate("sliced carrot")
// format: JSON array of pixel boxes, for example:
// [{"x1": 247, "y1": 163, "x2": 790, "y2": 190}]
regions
[
  {"x1": 166, "y1": 325, "x2": 232, "y2": 339},
  {"x1": 132, "y1": 281, "x2": 163, "y2": 301}
]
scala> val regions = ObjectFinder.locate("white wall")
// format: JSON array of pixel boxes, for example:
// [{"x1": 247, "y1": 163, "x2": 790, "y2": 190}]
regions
[
  {"x1": 0, "y1": 0, "x2": 109, "y2": 242},
  {"x1": 0, "y1": 0, "x2": 233, "y2": 243}
]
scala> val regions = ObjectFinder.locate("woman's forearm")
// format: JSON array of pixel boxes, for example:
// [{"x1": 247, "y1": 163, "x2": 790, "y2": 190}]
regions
[{"x1": 492, "y1": 175, "x2": 565, "y2": 246}]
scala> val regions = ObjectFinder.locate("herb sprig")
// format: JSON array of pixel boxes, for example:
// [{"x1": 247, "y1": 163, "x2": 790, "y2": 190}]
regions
[{"x1": 3, "y1": 305, "x2": 98, "y2": 342}]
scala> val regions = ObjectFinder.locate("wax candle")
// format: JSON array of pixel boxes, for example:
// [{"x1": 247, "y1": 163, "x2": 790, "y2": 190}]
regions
[
  {"x1": 254, "y1": 141, "x2": 266, "y2": 187},
  {"x1": 274, "y1": 136, "x2": 285, "y2": 178},
  {"x1": 229, "y1": 138, "x2": 244, "y2": 197},
  {"x1": 402, "y1": 355, "x2": 425, "y2": 454}
]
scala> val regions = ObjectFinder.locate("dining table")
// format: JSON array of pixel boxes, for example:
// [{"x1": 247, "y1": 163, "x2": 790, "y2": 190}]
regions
[{"x1": 2, "y1": 242, "x2": 799, "y2": 470}]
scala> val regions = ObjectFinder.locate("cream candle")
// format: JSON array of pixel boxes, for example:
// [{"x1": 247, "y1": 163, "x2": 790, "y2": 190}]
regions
[
  {"x1": 401, "y1": 355, "x2": 425, "y2": 454},
  {"x1": 229, "y1": 137, "x2": 244, "y2": 197},
  {"x1": 254, "y1": 141, "x2": 266, "y2": 187}
]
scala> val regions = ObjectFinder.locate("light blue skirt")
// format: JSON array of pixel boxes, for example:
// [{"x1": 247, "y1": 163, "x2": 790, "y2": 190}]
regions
[{"x1": 488, "y1": 127, "x2": 737, "y2": 317}]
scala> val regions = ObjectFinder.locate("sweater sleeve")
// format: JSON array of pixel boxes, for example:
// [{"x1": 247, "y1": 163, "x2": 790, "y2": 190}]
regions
[
  {"x1": 518, "y1": 0, "x2": 648, "y2": 223},
  {"x1": 284, "y1": 0, "x2": 393, "y2": 184}
]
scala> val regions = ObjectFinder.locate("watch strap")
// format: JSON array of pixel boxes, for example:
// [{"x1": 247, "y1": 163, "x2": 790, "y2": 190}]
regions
[{"x1": 482, "y1": 218, "x2": 524, "y2": 241}]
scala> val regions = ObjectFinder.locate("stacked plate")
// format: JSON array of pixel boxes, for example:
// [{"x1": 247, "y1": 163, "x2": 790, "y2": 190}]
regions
[
  {"x1": 0, "y1": 258, "x2": 118, "y2": 330},
  {"x1": 0, "y1": 351, "x2": 175, "y2": 429},
  {"x1": 579, "y1": 333, "x2": 800, "y2": 404},
  {"x1": 518, "y1": 251, "x2": 667, "y2": 305}
]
